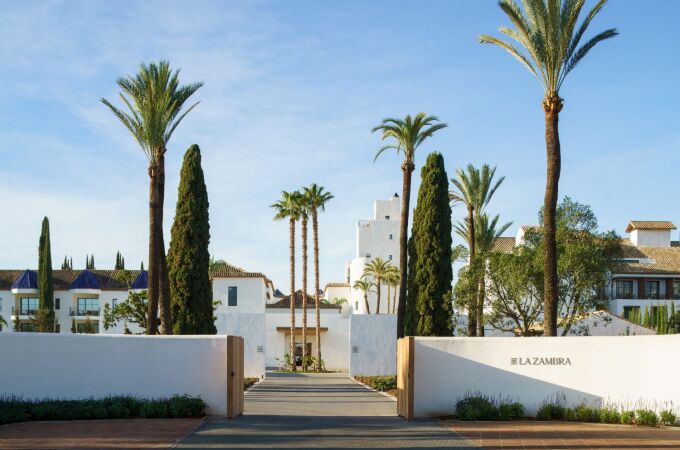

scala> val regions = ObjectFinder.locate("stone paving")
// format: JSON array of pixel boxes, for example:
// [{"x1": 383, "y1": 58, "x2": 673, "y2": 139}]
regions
[{"x1": 175, "y1": 372, "x2": 475, "y2": 449}]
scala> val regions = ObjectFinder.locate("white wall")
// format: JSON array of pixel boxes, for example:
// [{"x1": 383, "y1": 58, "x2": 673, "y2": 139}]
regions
[
  {"x1": 213, "y1": 277, "x2": 266, "y2": 314},
  {"x1": 411, "y1": 335, "x2": 680, "y2": 417},
  {"x1": 0, "y1": 333, "x2": 231, "y2": 414},
  {"x1": 630, "y1": 229, "x2": 671, "y2": 247},
  {"x1": 349, "y1": 314, "x2": 396, "y2": 376},
  {"x1": 215, "y1": 312, "x2": 265, "y2": 378}
]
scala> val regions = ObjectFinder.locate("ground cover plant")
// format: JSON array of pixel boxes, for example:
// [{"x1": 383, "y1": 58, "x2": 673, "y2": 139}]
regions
[
  {"x1": 0, "y1": 395, "x2": 205, "y2": 425},
  {"x1": 354, "y1": 376, "x2": 397, "y2": 395},
  {"x1": 244, "y1": 378, "x2": 259, "y2": 391}
]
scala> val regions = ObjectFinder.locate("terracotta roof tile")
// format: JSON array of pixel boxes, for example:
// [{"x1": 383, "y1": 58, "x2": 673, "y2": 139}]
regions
[
  {"x1": 324, "y1": 282, "x2": 350, "y2": 289},
  {"x1": 491, "y1": 237, "x2": 516, "y2": 253},
  {"x1": 266, "y1": 290, "x2": 341, "y2": 310},
  {"x1": 210, "y1": 262, "x2": 269, "y2": 281},
  {"x1": 625, "y1": 221, "x2": 676, "y2": 232},
  {"x1": 613, "y1": 242, "x2": 680, "y2": 275}
]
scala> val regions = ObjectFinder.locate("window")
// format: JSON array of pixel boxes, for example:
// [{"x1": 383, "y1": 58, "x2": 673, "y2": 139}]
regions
[
  {"x1": 76, "y1": 298, "x2": 100, "y2": 316},
  {"x1": 19, "y1": 323, "x2": 35, "y2": 332},
  {"x1": 55, "y1": 324, "x2": 60, "y2": 333},
  {"x1": 385, "y1": 215, "x2": 390, "y2": 220},
  {"x1": 389, "y1": 234, "x2": 393, "y2": 240},
  {"x1": 76, "y1": 322, "x2": 99, "y2": 334},
  {"x1": 0, "y1": 298, "x2": 3, "y2": 312},
  {"x1": 646, "y1": 281, "x2": 661, "y2": 299},
  {"x1": 228, "y1": 287, "x2": 238, "y2": 306},
  {"x1": 674, "y1": 281, "x2": 680, "y2": 300},
  {"x1": 20, "y1": 298, "x2": 38, "y2": 315},
  {"x1": 55, "y1": 298, "x2": 60, "y2": 310},
  {"x1": 616, "y1": 280, "x2": 633, "y2": 299},
  {"x1": 111, "y1": 299, "x2": 119, "y2": 309},
  {"x1": 365, "y1": 253, "x2": 371, "y2": 258},
  {"x1": 623, "y1": 306, "x2": 640, "y2": 321},
  {"x1": 388, "y1": 255, "x2": 393, "y2": 261}
]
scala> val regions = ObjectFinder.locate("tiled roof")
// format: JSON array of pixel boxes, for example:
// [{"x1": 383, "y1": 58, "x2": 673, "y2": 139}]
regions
[
  {"x1": 131, "y1": 270, "x2": 148, "y2": 289},
  {"x1": 0, "y1": 270, "x2": 142, "y2": 291},
  {"x1": 266, "y1": 290, "x2": 341, "y2": 310},
  {"x1": 613, "y1": 242, "x2": 680, "y2": 275},
  {"x1": 11, "y1": 270, "x2": 37, "y2": 289},
  {"x1": 324, "y1": 282, "x2": 350, "y2": 289},
  {"x1": 625, "y1": 221, "x2": 677, "y2": 232},
  {"x1": 70, "y1": 270, "x2": 100, "y2": 290},
  {"x1": 210, "y1": 262, "x2": 269, "y2": 280},
  {"x1": 491, "y1": 237, "x2": 516, "y2": 253}
]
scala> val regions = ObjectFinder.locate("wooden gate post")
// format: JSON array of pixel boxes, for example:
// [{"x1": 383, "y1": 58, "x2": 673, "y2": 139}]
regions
[
  {"x1": 397, "y1": 336, "x2": 414, "y2": 420},
  {"x1": 227, "y1": 336, "x2": 244, "y2": 419}
]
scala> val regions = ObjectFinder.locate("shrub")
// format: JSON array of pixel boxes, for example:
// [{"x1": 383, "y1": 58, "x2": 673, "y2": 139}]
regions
[
  {"x1": 635, "y1": 409, "x2": 659, "y2": 427},
  {"x1": 0, "y1": 395, "x2": 205, "y2": 425},
  {"x1": 354, "y1": 376, "x2": 397, "y2": 392},
  {"x1": 498, "y1": 402, "x2": 524, "y2": 420},
  {"x1": 455, "y1": 395, "x2": 498, "y2": 421},
  {"x1": 573, "y1": 405, "x2": 599, "y2": 423},
  {"x1": 564, "y1": 407, "x2": 575, "y2": 421},
  {"x1": 536, "y1": 403, "x2": 565, "y2": 420},
  {"x1": 660, "y1": 410, "x2": 677, "y2": 426},
  {"x1": 598, "y1": 408, "x2": 621, "y2": 424},
  {"x1": 620, "y1": 410, "x2": 635, "y2": 425},
  {"x1": 244, "y1": 378, "x2": 259, "y2": 391}
]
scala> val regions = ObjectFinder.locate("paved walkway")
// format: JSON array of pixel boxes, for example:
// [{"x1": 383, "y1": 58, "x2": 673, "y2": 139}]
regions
[{"x1": 175, "y1": 372, "x2": 474, "y2": 449}]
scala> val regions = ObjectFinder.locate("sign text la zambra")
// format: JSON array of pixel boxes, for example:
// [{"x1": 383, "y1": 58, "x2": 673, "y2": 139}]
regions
[{"x1": 511, "y1": 357, "x2": 572, "y2": 366}]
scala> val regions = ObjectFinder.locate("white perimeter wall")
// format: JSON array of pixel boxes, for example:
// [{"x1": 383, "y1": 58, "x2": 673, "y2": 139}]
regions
[
  {"x1": 0, "y1": 333, "x2": 230, "y2": 415},
  {"x1": 215, "y1": 312, "x2": 265, "y2": 378},
  {"x1": 349, "y1": 314, "x2": 396, "y2": 376},
  {"x1": 413, "y1": 335, "x2": 680, "y2": 417}
]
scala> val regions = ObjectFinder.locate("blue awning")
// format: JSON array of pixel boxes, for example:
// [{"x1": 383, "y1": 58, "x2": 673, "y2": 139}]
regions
[
  {"x1": 131, "y1": 270, "x2": 148, "y2": 289},
  {"x1": 12, "y1": 269, "x2": 37, "y2": 289},
  {"x1": 70, "y1": 270, "x2": 100, "y2": 290}
]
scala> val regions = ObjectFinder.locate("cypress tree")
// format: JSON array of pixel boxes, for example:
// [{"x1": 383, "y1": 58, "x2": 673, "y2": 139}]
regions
[
  {"x1": 168, "y1": 145, "x2": 215, "y2": 334},
  {"x1": 403, "y1": 236, "x2": 417, "y2": 336},
  {"x1": 410, "y1": 152, "x2": 453, "y2": 336},
  {"x1": 140, "y1": 261, "x2": 144, "y2": 271},
  {"x1": 36, "y1": 217, "x2": 55, "y2": 332},
  {"x1": 643, "y1": 305, "x2": 650, "y2": 327}
]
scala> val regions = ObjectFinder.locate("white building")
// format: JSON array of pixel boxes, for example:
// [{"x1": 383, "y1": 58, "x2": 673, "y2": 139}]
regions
[{"x1": 326, "y1": 194, "x2": 401, "y2": 315}]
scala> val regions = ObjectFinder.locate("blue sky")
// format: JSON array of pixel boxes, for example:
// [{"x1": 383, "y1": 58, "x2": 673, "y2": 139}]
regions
[{"x1": 0, "y1": 1, "x2": 678, "y2": 290}]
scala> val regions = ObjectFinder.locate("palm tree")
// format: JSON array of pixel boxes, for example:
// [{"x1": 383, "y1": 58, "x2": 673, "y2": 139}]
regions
[
  {"x1": 102, "y1": 61, "x2": 203, "y2": 335},
  {"x1": 302, "y1": 184, "x2": 333, "y2": 372},
  {"x1": 384, "y1": 266, "x2": 400, "y2": 315},
  {"x1": 450, "y1": 164, "x2": 505, "y2": 335},
  {"x1": 363, "y1": 257, "x2": 392, "y2": 314},
  {"x1": 373, "y1": 113, "x2": 447, "y2": 335},
  {"x1": 455, "y1": 213, "x2": 513, "y2": 336},
  {"x1": 480, "y1": 0, "x2": 617, "y2": 335},
  {"x1": 271, "y1": 191, "x2": 302, "y2": 371},
  {"x1": 353, "y1": 278, "x2": 374, "y2": 314},
  {"x1": 296, "y1": 194, "x2": 311, "y2": 371}
]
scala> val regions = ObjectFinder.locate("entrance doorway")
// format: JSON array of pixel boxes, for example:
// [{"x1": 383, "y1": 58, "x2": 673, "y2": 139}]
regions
[{"x1": 294, "y1": 343, "x2": 312, "y2": 367}]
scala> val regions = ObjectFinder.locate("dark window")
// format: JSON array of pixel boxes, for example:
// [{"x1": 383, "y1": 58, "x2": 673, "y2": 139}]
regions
[
  {"x1": 55, "y1": 298, "x2": 60, "y2": 310},
  {"x1": 616, "y1": 280, "x2": 633, "y2": 299},
  {"x1": 674, "y1": 281, "x2": 680, "y2": 300},
  {"x1": 19, "y1": 322, "x2": 35, "y2": 332},
  {"x1": 111, "y1": 299, "x2": 118, "y2": 309},
  {"x1": 76, "y1": 298, "x2": 100, "y2": 316},
  {"x1": 55, "y1": 324, "x2": 61, "y2": 333},
  {"x1": 365, "y1": 253, "x2": 371, "y2": 258},
  {"x1": 228, "y1": 287, "x2": 237, "y2": 306},
  {"x1": 388, "y1": 255, "x2": 393, "y2": 261},
  {"x1": 646, "y1": 281, "x2": 661, "y2": 299},
  {"x1": 623, "y1": 306, "x2": 640, "y2": 321},
  {"x1": 20, "y1": 298, "x2": 38, "y2": 315},
  {"x1": 385, "y1": 216, "x2": 390, "y2": 220},
  {"x1": 389, "y1": 234, "x2": 393, "y2": 240}
]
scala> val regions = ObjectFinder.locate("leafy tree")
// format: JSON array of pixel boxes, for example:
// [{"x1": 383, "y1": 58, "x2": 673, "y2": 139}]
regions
[
  {"x1": 302, "y1": 184, "x2": 333, "y2": 371},
  {"x1": 168, "y1": 145, "x2": 215, "y2": 335},
  {"x1": 363, "y1": 257, "x2": 392, "y2": 314},
  {"x1": 373, "y1": 113, "x2": 447, "y2": 337},
  {"x1": 408, "y1": 152, "x2": 453, "y2": 336},
  {"x1": 480, "y1": 0, "x2": 618, "y2": 336},
  {"x1": 271, "y1": 190, "x2": 303, "y2": 372},
  {"x1": 34, "y1": 217, "x2": 55, "y2": 332},
  {"x1": 353, "y1": 278, "x2": 374, "y2": 314},
  {"x1": 450, "y1": 164, "x2": 505, "y2": 335},
  {"x1": 102, "y1": 61, "x2": 203, "y2": 335},
  {"x1": 103, "y1": 290, "x2": 148, "y2": 333}
]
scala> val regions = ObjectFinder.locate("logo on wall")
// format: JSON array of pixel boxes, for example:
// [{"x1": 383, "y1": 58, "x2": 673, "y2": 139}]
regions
[{"x1": 511, "y1": 357, "x2": 572, "y2": 366}]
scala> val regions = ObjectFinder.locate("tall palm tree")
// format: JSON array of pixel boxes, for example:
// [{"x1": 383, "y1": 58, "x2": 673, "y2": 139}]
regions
[
  {"x1": 480, "y1": 0, "x2": 617, "y2": 335},
  {"x1": 302, "y1": 184, "x2": 333, "y2": 372},
  {"x1": 296, "y1": 194, "x2": 311, "y2": 371},
  {"x1": 363, "y1": 257, "x2": 392, "y2": 314},
  {"x1": 102, "y1": 61, "x2": 203, "y2": 335},
  {"x1": 373, "y1": 113, "x2": 447, "y2": 335},
  {"x1": 455, "y1": 213, "x2": 513, "y2": 336},
  {"x1": 450, "y1": 164, "x2": 505, "y2": 335},
  {"x1": 353, "y1": 278, "x2": 374, "y2": 315},
  {"x1": 271, "y1": 190, "x2": 302, "y2": 371}
]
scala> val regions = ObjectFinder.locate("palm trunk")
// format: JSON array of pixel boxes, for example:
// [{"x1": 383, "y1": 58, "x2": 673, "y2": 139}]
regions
[
  {"x1": 392, "y1": 285, "x2": 397, "y2": 314},
  {"x1": 396, "y1": 161, "x2": 414, "y2": 338},
  {"x1": 363, "y1": 293, "x2": 371, "y2": 314},
  {"x1": 476, "y1": 276, "x2": 485, "y2": 337},
  {"x1": 467, "y1": 205, "x2": 477, "y2": 336},
  {"x1": 301, "y1": 215, "x2": 308, "y2": 371},
  {"x1": 312, "y1": 209, "x2": 322, "y2": 372},
  {"x1": 146, "y1": 162, "x2": 160, "y2": 335},
  {"x1": 386, "y1": 284, "x2": 391, "y2": 315},
  {"x1": 375, "y1": 277, "x2": 381, "y2": 314},
  {"x1": 289, "y1": 217, "x2": 297, "y2": 371},
  {"x1": 543, "y1": 92, "x2": 562, "y2": 337}
]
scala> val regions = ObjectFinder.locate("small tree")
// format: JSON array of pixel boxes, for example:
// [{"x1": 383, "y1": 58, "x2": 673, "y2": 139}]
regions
[
  {"x1": 643, "y1": 305, "x2": 650, "y2": 328},
  {"x1": 35, "y1": 217, "x2": 55, "y2": 332},
  {"x1": 71, "y1": 318, "x2": 76, "y2": 333},
  {"x1": 168, "y1": 145, "x2": 215, "y2": 335},
  {"x1": 103, "y1": 291, "x2": 148, "y2": 333}
]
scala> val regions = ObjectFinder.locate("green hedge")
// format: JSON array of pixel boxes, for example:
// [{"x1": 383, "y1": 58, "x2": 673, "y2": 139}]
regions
[{"x1": 0, "y1": 395, "x2": 206, "y2": 425}]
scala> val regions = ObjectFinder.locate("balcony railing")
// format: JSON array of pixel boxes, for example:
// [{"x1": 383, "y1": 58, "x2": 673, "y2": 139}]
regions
[
  {"x1": 70, "y1": 307, "x2": 100, "y2": 317},
  {"x1": 11, "y1": 306, "x2": 37, "y2": 316},
  {"x1": 357, "y1": 220, "x2": 371, "y2": 227}
]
